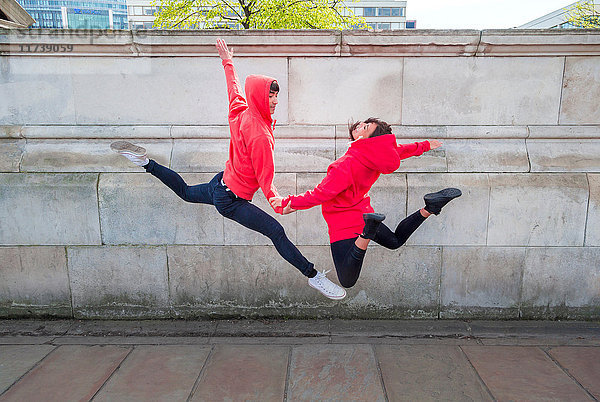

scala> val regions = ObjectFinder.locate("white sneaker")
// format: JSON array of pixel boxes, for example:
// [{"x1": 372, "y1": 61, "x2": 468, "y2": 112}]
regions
[
  {"x1": 110, "y1": 141, "x2": 149, "y2": 166},
  {"x1": 308, "y1": 270, "x2": 346, "y2": 300}
]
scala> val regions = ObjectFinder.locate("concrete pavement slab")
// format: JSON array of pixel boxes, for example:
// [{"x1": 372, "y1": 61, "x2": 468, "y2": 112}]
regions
[
  {"x1": 190, "y1": 345, "x2": 288, "y2": 401},
  {"x1": 376, "y1": 345, "x2": 492, "y2": 401},
  {"x1": 65, "y1": 319, "x2": 217, "y2": 337},
  {"x1": 208, "y1": 336, "x2": 330, "y2": 345},
  {"x1": 52, "y1": 336, "x2": 210, "y2": 345},
  {"x1": 94, "y1": 345, "x2": 210, "y2": 401},
  {"x1": 329, "y1": 319, "x2": 470, "y2": 338},
  {"x1": 0, "y1": 345, "x2": 55, "y2": 394},
  {"x1": 213, "y1": 319, "x2": 330, "y2": 337},
  {"x1": 462, "y1": 346, "x2": 593, "y2": 401},
  {"x1": 0, "y1": 337, "x2": 55, "y2": 345},
  {"x1": 0, "y1": 345, "x2": 130, "y2": 402},
  {"x1": 287, "y1": 344, "x2": 386, "y2": 401},
  {"x1": 0, "y1": 320, "x2": 73, "y2": 336},
  {"x1": 548, "y1": 347, "x2": 600, "y2": 399}
]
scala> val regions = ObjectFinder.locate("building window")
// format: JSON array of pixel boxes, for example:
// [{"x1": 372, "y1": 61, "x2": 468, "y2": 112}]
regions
[
  {"x1": 353, "y1": 7, "x2": 362, "y2": 16},
  {"x1": 378, "y1": 22, "x2": 390, "y2": 29},
  {"x1": 405, "y1": 20, "x2": 415, "y2": 29},
  {"x1": 363, "y1": 7, "x2": 375, "y2": 16},
  {"x1": 366, "y1": 22, "x2": 376, "y2": 30},
  {"x1": 378, "y1": 8, "x2": 390, "y2": 16}
]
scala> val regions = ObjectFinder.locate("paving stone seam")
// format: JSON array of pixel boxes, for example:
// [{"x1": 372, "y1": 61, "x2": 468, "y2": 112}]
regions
[
  {"x1": 371, "y1": 344, "x2": 390, "y2": 402},
  {"x1": 186, "y1": 344, "x2": 215, "y2": 402},
  {"x1": 89, "y1": 345, "x2": 135, "y2": 401},
  {"x1": 0, "y1": 344, "x2": 59, "y2": 398},
  {"x1": 458, "y1": 345, "x2": 497, "y2": 402},
  {"x1": 541, "y1": 347, "x2": 598, "y2": 401},
  {"x1": 282, "y1": 345, "x2": 293, "y2": 402}
]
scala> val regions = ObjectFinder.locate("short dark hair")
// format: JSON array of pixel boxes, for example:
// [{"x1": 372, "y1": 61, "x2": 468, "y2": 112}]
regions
[
  {"x1": 270, "y1": 81, "x2": 279, "y2": 93},
  {"x1": 348, "y1": 117, "x2": 392, "y2": 140}
]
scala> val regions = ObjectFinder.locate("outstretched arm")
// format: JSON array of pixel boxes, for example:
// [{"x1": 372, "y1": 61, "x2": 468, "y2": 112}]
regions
[
  {"x1": 216, "y1": 38, "x2": 246, "y2": 117},
  {"x1": 396, "y1": 140, "x2": 439, "y2": 160}
]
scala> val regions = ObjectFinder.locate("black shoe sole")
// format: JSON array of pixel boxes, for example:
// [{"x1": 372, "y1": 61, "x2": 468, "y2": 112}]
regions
[
  {"x1": 363, "y1": 212, "x2": 386, "y2": 223},
  {"x1": 424, "y1": 188, "x2": 462, "y2": 204}
]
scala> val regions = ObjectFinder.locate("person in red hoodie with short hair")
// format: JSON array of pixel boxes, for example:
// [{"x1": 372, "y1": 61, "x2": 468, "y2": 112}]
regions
[
  {"x1": 111, "y1": 39, "x2": 347, "y2": 300},
  {"x1": 270, "y1": 118, "x2": 461, "y2": 289}
]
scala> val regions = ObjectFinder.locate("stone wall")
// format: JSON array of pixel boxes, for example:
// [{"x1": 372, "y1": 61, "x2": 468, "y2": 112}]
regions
[{"x1": 1, "y1": 29, "x2": 599, "y2": 319}]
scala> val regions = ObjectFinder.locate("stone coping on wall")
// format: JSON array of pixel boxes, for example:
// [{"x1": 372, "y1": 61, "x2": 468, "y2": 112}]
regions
[
  {"x1": 3, "y1": 125, "x2": 600, "y2": 139},
  {"x1": 2, "y1": 29, "x2": 600, "y2": 57}
]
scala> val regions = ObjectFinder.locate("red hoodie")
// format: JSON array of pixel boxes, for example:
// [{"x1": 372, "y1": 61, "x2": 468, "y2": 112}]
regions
[
  {"x1": 221, "y1": 59, "x2": 279, "y2": 205},
  {"x1": 283, "y1": 135, "x2": 431, "y2": 243}
]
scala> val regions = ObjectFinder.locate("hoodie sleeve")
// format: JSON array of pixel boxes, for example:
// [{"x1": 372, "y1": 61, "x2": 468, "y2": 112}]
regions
[
  {"x1": 222, "y1": 59, "x2": 247, "y2": 119},
  {"x1": 249, "y1": 133, "x2": 279, "y2": 205},
  {"x1": 396, "y1": 140, "x2": 431, "y2": 160},
  {"x1": 285, "y1": 163, "x2": 352, "y2": 210}
]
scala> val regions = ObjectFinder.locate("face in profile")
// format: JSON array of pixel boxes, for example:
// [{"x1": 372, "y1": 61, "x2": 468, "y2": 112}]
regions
[
  {"x1": 269, "y1": 91, "x2": 278, "y2": 115},
  {"x1": 351, "y1": 121, "x2": 377, "y2": 141}
]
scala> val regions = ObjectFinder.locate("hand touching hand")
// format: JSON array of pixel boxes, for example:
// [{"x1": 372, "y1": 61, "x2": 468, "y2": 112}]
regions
[
  {"x1": 216, "y1": 38, "x2": 233, "y2": 61},
  {"x1": 269, "y1": 196, "x2": 283, "y2": 209},
  {"x1": 269, "y1": 196, "x2": 296, "y2": 215},
  {"x1": 429, "y1": 140, "x2": 442, "y2": 150}
]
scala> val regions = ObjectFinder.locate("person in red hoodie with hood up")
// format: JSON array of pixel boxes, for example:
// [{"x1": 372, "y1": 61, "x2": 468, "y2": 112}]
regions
[
  {"x1": 111, "y1": 39, "x2": 346, "y2": 300},
  {"x1": 270, "y1": 118, "x2": 461, "y2": 289}
]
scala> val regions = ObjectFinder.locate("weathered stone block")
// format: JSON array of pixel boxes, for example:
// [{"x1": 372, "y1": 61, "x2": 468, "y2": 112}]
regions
[
  {"x1": 274, "y1": 139, "x2": 335, "y2": 173},
  {"x1": 587, "y1": 174, "x2": 600, "y2": 246},
  {"x1": 295, "y1": 173, "x2": 331, "y2": 246},
  {"x1": 0, "y1": 126, "x2": 23, "y2": 138},
  {"x1": 528, "y1": 125, "x2": 600, "y2": 139},
  {"x1": 369, "y1": 173, "x2": 408, "y2": 237},
  {"x1": 440, "y1": 247, "x2": 525, "y2": 319},
  {"x1": 528, "y1": 139, "x2": 600, "y2": 172},
  {"x1": 21, "y1": 140, "x2": 171, "y2": 172},
  {"x1": 70, "y1": 57, "x2": 288, "y2": 125},
  {"x1": 0, "y1": 247, "x2": 71, "y2": 317},
  {"x1": 99, "y1": 173, "x2": 223, "y2": 245},
  {"x1": 0, "y1": 173, "x2": 101, "y2": 245},
  {"x1": 406, "y1": 174, "x2": 490, "y2": 246},
  {"x1": 0, "y1": 139, "x2": 24, "y2": 172},
  {"x1": 68, "y1": 246, "x2": 170, "y2": 318},
  {"x1": 445, "y1": 139, "x2": 529, "y2": 172},
  {"x1": 273, "y1": 125, "x2": 335, "y2": 139},
  {"x1": 289, "y1": 58, "x2": 403, "y2": 124},
  {"x1": 352, "y1": 246, "x2": 442, "y2": 318},
  {"x1": 0, "y1": 57, "x2": 76, "y2": 125},
  {"x1": 402, "y1": 57, "x2": 563, "y2": 125},
  {"x1": 21, "y1": 125, "x2": 170, "y2": 139},
  {"x1": 487, "y1": 174, "x2": 588, "y2": 246},
  {"x1": 392, "y1": 125, "x2": 528, "y2": 140},
  {"x1": 170, "y1": 139, "x2": 228, "y2": 173},
  {"x1": 223, "y1": 173, "x2": 296, "y2": 245},
  {"x1": 521, "y1": 247, "x2": 600, "y2": 319},
  {"x1": 560, "y1": 57, "x2": 600, "y2": 125},
  {"x1": 167, "y1": 245, "x2": 339, "y2": 318}
]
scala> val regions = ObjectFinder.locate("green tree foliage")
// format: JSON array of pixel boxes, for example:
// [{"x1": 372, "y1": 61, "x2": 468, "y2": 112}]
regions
[
  {"x1": 566, "y1": 0, "x2": 600, "y2": 28},
  {"x1": 152, "y1": 0, "x2": 366, "y2": 29}
]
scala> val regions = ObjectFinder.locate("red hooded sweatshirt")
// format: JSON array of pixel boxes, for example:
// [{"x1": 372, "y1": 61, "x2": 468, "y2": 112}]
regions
[
  {"x1": 221, "y1": 59, "x2": 279, "y2": 206},
  {"x1": 283, "y1": 135, "x2": 431, "y2": 243}
]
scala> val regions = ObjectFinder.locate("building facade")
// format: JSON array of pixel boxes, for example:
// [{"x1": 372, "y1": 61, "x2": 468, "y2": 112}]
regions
[{"x1": 16, "y1": 0, "x2": 128, "y2": 28}]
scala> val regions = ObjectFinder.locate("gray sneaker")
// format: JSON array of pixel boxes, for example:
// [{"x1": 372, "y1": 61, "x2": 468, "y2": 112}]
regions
[
  {"x1": 308, "y1": 270, "x2": 346, "y2": 300},
  {"x1": 110, "y1": 141, "x2": 149, "y2": 167}
]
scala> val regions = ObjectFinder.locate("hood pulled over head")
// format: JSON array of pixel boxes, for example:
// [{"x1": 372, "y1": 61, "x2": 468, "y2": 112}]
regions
[
  {"x1": 347, "y1": 134, "x2": 400, "y2": 174},
  {"x1": 245, "y1": 74, "x2": 276, "y2": 125}
]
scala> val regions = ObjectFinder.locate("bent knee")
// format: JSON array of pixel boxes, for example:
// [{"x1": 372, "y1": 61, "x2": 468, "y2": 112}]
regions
[{"x1": 339, "y1": 278, "x2": 358, "y2": 289}]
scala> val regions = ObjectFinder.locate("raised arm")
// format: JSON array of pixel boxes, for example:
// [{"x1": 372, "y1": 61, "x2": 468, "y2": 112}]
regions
[
  {"x1": 396, "y1": 140, "x2": 439, "y2": 160},
  {"x1": 216, "y1": 38, "x2": 246, "y2": 118}
]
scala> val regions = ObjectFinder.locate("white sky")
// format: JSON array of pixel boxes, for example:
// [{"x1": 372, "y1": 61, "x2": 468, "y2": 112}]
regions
[{"x1": 406, "y1": 0, "x2": 575, "y2": 29}]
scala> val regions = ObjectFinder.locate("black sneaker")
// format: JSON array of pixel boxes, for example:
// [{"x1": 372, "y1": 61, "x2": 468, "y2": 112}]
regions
[
  {"x1": 424, "y1": 188, "x2": 462, "y2": 215},
  {"x1": 361, "y1": 213, "x2": 386, "y2": 240}
]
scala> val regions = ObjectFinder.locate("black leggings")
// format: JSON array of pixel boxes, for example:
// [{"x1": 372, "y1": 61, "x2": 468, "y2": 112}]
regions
[
  {"x1": 330, "y1": 210, "x2": 426, "y2": 288},
  {"x1": 145, "y1": 160, "x2": 317, "y2": 278}
]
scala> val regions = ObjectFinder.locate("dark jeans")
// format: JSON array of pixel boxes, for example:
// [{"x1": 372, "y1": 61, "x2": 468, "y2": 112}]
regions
[
  {"x1": 330, "y1": 210, "x2": 427, "y2": 288},
  {"x1": 144, "y1": 160, "x2": 316, "y2": 278}
]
